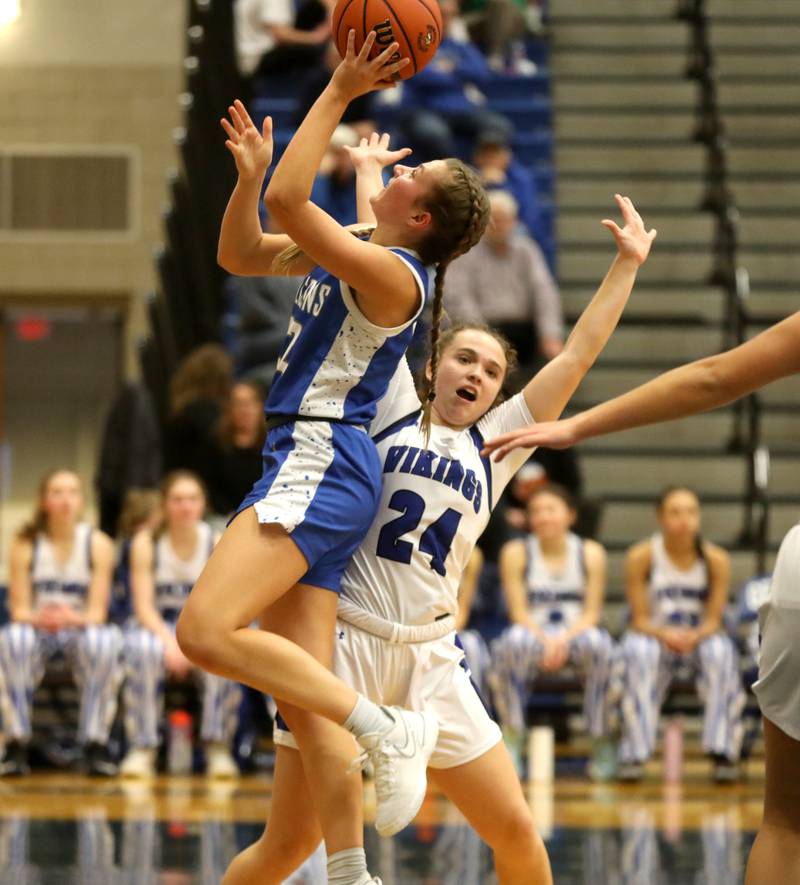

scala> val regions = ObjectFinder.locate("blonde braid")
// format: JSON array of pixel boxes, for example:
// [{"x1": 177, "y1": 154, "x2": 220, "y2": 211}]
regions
[{"x1": 420, "y1": 166, "x2": 486, "y2": 441}]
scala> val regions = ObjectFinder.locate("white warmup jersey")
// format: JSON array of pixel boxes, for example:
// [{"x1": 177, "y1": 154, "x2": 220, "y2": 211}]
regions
[
  {"x1": 648, "y1": 533, "x2": 709, "y2": 628},
  {"x1": 525, "y1": 532, "x2": 586, "y2": 630},
  {"x1": 753, "y1": 523, "x2": 800, "y2": 741},
  {"x1": 341, "y1": 360, "x2": 535, "y2": 625},
  {"x1": 31, "y1": 522, "x2": 94, "y2": 612},
  {"x1": 153, "y1": 522, "x2": 215, "y2": 621}
]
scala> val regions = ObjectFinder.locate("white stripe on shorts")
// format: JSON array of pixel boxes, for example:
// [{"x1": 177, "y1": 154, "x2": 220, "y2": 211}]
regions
[{"x1": 254, "y1": 420, "x2": 335, "y2": 533}]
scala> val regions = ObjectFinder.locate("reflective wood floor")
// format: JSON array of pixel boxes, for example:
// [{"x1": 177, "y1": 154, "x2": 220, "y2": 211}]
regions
[{"x1": 0, "y1": 764, "x2": 764, "y2": 883}]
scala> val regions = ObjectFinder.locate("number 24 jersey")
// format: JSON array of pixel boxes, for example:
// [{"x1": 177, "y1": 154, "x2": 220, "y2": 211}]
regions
[{"x1": 341, "y1": 361, "x2": 535, "y2": 626}]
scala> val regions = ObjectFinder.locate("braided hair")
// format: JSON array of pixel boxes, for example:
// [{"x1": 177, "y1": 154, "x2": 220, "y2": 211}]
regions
[{"x1": 416, "y1": 160, "x2": 490, "y2": 440}]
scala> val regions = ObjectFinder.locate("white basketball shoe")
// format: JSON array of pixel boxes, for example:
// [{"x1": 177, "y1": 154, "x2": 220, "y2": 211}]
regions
[{"x1": 352, "y1": 706, "x2": 439, "y2": 837}]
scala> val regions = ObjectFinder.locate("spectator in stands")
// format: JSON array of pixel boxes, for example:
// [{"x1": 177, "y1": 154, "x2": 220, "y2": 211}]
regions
[
  {"x1": 445, "y1": 190, "x2": 563, "y2": 380},
  {"x1": 461, "y1": 0, "x2": 542, "y2": 73},
  {"x1": 108, "y1": 489, "x2": 162, "y2": 627},
  {"x1": 234, "y1": 0, "x2": 330, "y2": 83},
  {"x1": 163, "y1": 343, "x2": 233, "y2": 480},
  {"x1": 473, "y1": 130, "x2": 545, "y2": 249},
  {"x1": 398, "y1": 0, "x2": 514, "y2": 162},
  {"x1": 0, "y1": 470, "x2": 123, "y2": 777},
  {"x1": 489, "y1": 484, "x2": 616, "y2": 776},
  {"x1": 203, "y1": 381, "x2": 267, "y2": 521},
  {"x1": 309, "y1": 124, "x2": 360, "y2": 227},
  {"x1": 119, "y1": 471, "x2": 240, "y2": 779},
  {"x1": 295, "y1": 42, "x2": 377, "y2": 139},
  {"x1": 617, "y1": 486, "x2": 744, "y2": 782}
]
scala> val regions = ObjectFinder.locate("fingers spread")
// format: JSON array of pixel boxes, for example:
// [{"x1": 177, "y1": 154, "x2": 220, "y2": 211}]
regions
[
  {"x1": 220, "y1": 117, "x2": 238, "y2": 141},
  {"x1": 234, "y1": 99, "x2": 255, "y2": 129},
  {"x1": 358, "y1": 29, "x2": 375, "y2": 59}
]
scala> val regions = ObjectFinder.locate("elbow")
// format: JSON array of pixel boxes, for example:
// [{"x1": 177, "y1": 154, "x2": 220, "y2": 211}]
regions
[
  {"x1": 263, "y1": 187, "x2": 293, "y2": 220},
  {"x1": 217, "y1": 243, "x2": 239, "y2": 275},
  {"x1": 695, "y1": 358, "x2": 730, "y2": 405}
]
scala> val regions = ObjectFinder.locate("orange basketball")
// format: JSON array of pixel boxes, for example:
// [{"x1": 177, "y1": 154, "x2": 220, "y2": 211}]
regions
[{"x1": 332, "y1": 0, "x2": 443, "y2": 81}]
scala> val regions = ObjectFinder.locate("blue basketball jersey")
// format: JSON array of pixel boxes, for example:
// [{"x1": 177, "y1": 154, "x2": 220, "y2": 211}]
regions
[{"x1": 265, "y1": 249, "x2": 431, "y2": 426}]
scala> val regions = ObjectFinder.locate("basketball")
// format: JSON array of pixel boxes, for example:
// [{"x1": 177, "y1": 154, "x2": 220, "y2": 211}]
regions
[{"x1": 332, "y1": 0, "x2": 443, "y2": 80}]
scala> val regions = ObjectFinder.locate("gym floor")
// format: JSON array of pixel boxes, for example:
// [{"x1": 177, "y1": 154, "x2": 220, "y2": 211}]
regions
[{"x1": 0, "y1": 761, "x2": 764, "y2": 883}]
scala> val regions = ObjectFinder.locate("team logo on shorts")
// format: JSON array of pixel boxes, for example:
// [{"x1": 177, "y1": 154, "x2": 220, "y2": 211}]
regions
[{"x1": 418, "y1": 25, "x2": 437, "y2": 52}]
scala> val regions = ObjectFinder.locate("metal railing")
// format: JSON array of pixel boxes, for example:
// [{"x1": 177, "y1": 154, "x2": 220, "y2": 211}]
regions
[{"x1": 680, "y1": 0, "x2": 770, "y2": 568}]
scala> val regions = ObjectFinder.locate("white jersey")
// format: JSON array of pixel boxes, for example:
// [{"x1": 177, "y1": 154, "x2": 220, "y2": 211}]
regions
[
  {"x1": 31, "y1": 522, "x2": 94, "y2": 612},
  {"x1": 753, "y1": 522, "x2": 800, "y2": 741},
  {"x1": 648, "y1": 533, "x2": 709, "y2": 628},
  {"x1": 153, "y1": 522, "x2": 215, "y2": 620},
  {"x1": 525, "y1": 532, "x2": 586, "y2": 630},
  {"x1": 340, "y1": 360, "x2": 535, "y2": 625}
]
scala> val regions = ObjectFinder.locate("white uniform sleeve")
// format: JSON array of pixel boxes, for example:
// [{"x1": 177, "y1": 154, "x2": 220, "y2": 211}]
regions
[
  {"x1": 753, "y1": 523, "x2": 800, "y2": 741},
  {"x1": 370, "y1": 358, "x2": 422, "y2": 438},
  {"x1": 476, "y1": 392, "x2": 536, "y2": 505}
]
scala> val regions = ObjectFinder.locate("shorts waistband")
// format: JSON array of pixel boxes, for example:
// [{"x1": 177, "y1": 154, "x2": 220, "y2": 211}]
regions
[
  {"x1": 337, "y1": 596, "x2": 455, "y2": 644},
  {"x1": 265, "y1": 414, "x2": 365, "y2": 433}
]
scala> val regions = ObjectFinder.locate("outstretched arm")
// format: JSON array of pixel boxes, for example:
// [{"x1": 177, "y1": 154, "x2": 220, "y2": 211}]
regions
[
  {"x1": 217, "y1": 104, "x2": 314, "y2": 276},
  {"x1": 484, "y1": 308, "x2": 800, "y2": 460},
  {"x1": 521, "y1": 195, "x2": 657, "y2": 423}
]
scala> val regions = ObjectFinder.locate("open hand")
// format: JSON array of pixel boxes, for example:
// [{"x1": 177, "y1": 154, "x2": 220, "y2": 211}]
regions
[
  {"x1": 331, "y1": 30, "x2": 411, "y2": 100},
  {"x1": 602, "y1": 194, "x2": 657, "y2": 266},
  {"x1": 344, "y1": 131, "x2": 412, "y2": 171},
  {"x1": 481, "y1": 414, "x2": 583, "y2": 462},
  {"x1": 221, "y1": 99, "x2": 273, "y2": 181}
]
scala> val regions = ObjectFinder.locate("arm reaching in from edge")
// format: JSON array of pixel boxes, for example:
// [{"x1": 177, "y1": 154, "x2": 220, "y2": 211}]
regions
[{"x1": 484, "y1": 308, "x2": 800, "y2": 461}]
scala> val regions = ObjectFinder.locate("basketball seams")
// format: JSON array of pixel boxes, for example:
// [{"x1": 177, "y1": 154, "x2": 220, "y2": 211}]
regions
[
  {"x1": 380, "y1": 0, "x2": 419, "y2": 75},
  {"x1": 415, "y1": 0, "x2": 442, "y2": 38},
  {"x1": 333, "y1": 0, "x2": 357, "y2": 45},
  {"x1": 333, "y1": 0, "x2": 440, "y2": 77}
]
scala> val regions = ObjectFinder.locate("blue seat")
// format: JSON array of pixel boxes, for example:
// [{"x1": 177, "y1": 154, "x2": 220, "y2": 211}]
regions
[
  {"x1": 488, "y1": 99, "x2": 552, "y2": 133},
  {"x1": 483, "y1": 73, "x2": 551, "y2": 102},
  {"x1": 250, "y1": 96, "x2": 297, "y2": 131}
]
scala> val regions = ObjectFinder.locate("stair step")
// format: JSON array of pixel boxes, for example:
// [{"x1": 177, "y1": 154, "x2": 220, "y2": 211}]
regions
[
  {"x1": 707, "y1": 0, "x2": 800, "y2": 18},
  {"x1": 550, "y1": 0, "x2": 677, "y2": 19},
  {"x1": 737, "y1": 216, "x2": 800, "y2": 247},
  {"x1": 729, "y1": 146, "x2": 800, "y2": 175},
  {"x1": 716, "y1": 49, "x2": 800, "y2": 77},
  {"x1": 562, "y1": 286, "x2": 726, "y2": 323},
  {"x1": 558, "y1": 177, "x2": 705, "y2": 209},
  {"x1": 552, "y1": 22, "x2": 689, "y2": 48},
  {"x1": 552, "y1": 49, "x2": 688, "y2": 78},
  {"x1": 723, "y1": 113, "x2": 800, "y2": 140},
  {"x1": 559, "y1": 247, "x2": 713, "y2": 285},
  {"x1": 558, "y1": 212, "x2": 713, "y2": 246},
  {"x1": 711, "y1": 23, "x2": 800, "y2": 48},
  {"x1": 729, "y1": 179, "x2": 800, "y2": 211},
  {"x1": 553, "y1": 79, "x2": 697, "y2": 106},
  {"x1": 557, "y1": 144, "x2": 705, "y2": 175},
  {"x1": 557, "y1": 111, "x2": 696, "y2": 140}
]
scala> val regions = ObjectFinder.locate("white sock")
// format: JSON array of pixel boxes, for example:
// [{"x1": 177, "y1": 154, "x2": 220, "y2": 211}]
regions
[
  {"x1": 326, "y1": 847, "x2": 372, "y2": 885},
  {"x1": 343, "y1": 695, "x2": 394, "y2": 739}
]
